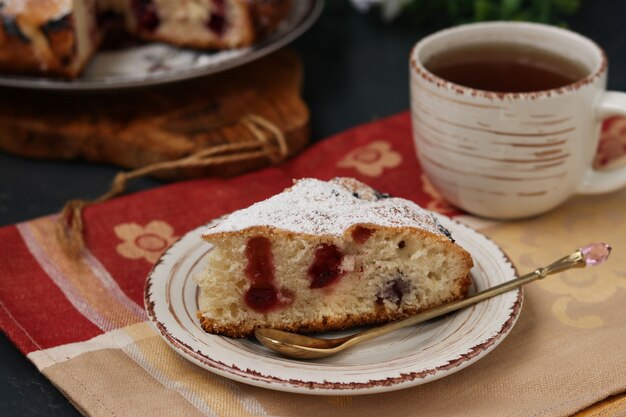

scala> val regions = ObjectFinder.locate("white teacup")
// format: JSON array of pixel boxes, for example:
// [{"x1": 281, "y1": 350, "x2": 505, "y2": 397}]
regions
[{"x1": 410, "y1": 22, "x2": 626, "y2": 219}]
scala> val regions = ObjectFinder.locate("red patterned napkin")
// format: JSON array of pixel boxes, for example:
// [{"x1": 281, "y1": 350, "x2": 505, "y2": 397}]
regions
[{"x1": 1, "y1": 112, "x2": 624, "y2": 417}]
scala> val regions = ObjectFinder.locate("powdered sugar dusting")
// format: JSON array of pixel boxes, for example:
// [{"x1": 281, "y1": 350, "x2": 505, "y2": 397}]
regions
[{"x1": 202, "y1": 178, "x2": 446, "y2": 238}]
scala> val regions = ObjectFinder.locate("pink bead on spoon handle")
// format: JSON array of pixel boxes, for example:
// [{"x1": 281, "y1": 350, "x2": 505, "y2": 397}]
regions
[
  {"x1": 447, "y1": 243, "x2": 612, "y2": 313},
  {"x1": 580, "y1": 242, "x2": 612, "y2": 266},
  {"x1": 523, "y1": 242, "x2": 611, "y2": 278},
  {"x1": 255, "y1": 243, "x2": 612, "y2": 359}
]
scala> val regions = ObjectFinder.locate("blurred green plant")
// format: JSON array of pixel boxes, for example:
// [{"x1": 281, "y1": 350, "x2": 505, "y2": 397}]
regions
[{"x1": 360, "y1": 0, "x2": 581, "y2": 26}]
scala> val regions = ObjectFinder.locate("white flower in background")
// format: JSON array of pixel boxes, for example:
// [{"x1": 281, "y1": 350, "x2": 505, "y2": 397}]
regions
[
  {"x1": 349, "y1": 0, "x2": 412, "y2": 21},
  {"x1": 349, "y1": 0, "x2": 380, "y2": 12}
]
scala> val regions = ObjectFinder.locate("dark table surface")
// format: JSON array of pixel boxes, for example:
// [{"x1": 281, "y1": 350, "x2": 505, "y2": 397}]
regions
[{"x1": 1, "y1": 1, "x2": 625, "y2": 416}]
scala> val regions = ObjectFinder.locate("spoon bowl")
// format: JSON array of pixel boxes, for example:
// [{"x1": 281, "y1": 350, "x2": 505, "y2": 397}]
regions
[{"x1": 255, "y1": 329, "x2": 351, "y2": 359}]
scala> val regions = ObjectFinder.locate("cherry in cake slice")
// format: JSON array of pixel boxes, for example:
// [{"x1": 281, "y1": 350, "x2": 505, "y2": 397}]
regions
[{"x1": 195, "y1": 178, "x2": 473, "y2": 338}]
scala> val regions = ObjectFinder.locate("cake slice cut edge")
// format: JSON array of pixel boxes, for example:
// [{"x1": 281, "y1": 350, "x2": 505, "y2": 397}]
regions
[{"x1": 195, "y1": 178, "x2": 474, "y2": 338}]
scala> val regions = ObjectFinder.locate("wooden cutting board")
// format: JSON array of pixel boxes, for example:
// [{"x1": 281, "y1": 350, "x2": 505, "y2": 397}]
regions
[{"x1": 0, "y1": 48, "x2": 309, "y2": 180}]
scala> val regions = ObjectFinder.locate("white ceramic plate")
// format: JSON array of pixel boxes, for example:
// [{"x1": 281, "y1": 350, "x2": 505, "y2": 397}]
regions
[
  {"x1": 0, "y1": 0, "x2": 322, "y2": 90},
  {"x1": 144, "y1": 214, "x2": 521, "y2": 395}
]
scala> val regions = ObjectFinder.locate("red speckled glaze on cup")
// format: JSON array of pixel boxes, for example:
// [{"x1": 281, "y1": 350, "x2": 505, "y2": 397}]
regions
[{"x1": 410, "y1": 22, "x2": 626, "y2": 219}]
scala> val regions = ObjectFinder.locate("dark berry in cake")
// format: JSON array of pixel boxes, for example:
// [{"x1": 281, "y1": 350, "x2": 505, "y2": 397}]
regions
[
  {"x1": 245, "y1": 285, "x2": 279, "y2": 312},
  {"x1": 207, "y1": 14, "x2": 226, "y2": 36},
  {"x1": 132, "y1": 0, "x2": 160, "y2": 32},
  {"x1": 437, "y1": 223, "x2": 455, "y2": 243},
  {"x1": 351, "y1": 226, "x2": 374, "y2": 244},
  {"x1": 376, "y1": 275, "x2": 411, "y2": 306},
  {"x1": 308, "y1": 244, "x2": 344, "y2": 289},
  {"x1": 206, "y1": 0, "x2": 227, "y2": 36}
]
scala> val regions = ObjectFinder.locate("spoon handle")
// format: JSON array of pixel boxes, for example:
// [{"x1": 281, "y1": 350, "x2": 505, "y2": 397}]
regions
[{"x1": 342, "y1": 249, "x2": 587, "y2": 349}]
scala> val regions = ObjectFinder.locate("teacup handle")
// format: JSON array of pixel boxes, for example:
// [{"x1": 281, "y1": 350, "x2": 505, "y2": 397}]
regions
[{"x1": 577, "y1": 91, "x2": 626, "y2": 194}]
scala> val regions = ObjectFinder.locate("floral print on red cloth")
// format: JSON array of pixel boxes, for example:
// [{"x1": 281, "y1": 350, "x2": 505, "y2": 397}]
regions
[
  {"x1": 337, "y1": 141, "x2": 402, "y2": 177},
  {"x1": 114, "y1": 220, "x2": 178, "y2": 263}
]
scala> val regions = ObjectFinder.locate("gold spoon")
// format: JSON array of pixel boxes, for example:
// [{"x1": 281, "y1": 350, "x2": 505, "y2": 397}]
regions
[{"x1": 255, "y1": 243, "x2": 611, "y2": 359}]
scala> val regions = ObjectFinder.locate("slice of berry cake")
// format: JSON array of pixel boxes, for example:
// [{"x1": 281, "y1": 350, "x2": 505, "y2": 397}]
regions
[
  {"x1": 0, "y1": 0, "x2": 100, "y2": 78},
  {"x1": 195, "y1": 178, "x2": 473, "y2": 338},
  {"x1": 117, "y1": 0, "x2": 292, "y2": 49}
]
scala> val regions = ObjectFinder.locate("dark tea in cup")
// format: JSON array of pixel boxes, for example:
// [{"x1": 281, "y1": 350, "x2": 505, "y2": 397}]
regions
[{"x1": 423, "y1": 42, "x2": 589, "y2": 93}]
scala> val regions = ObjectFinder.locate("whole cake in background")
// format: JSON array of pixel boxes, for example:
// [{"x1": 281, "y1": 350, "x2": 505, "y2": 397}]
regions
[
  {"x1": 0, "y1": 0, "x2": 291, "y2": 78},
  {"x1": 195, "y1": 177, "x2": 474, "y2": 338}
]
